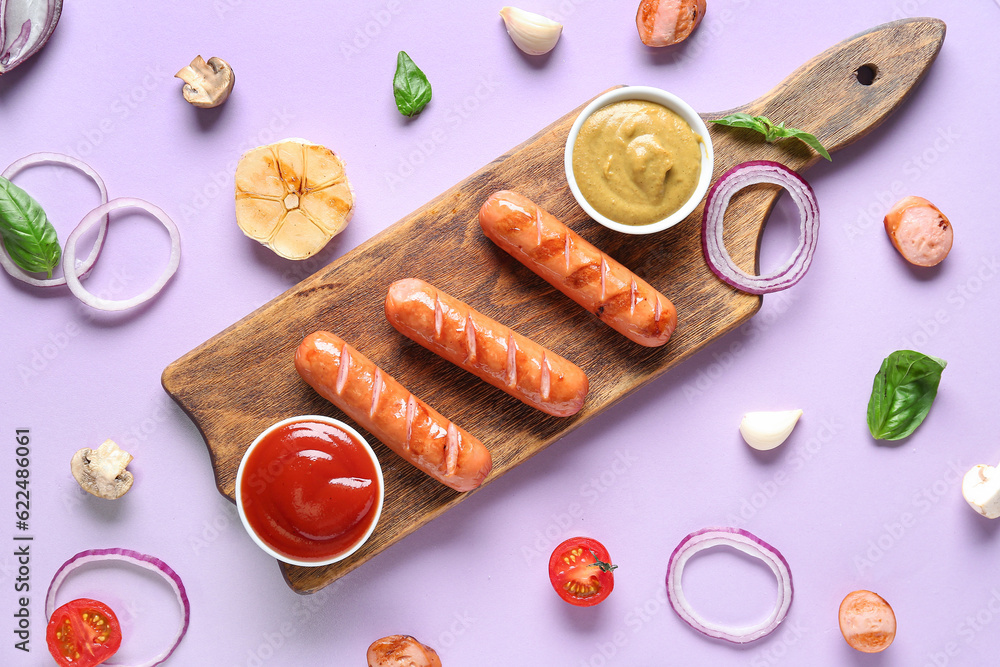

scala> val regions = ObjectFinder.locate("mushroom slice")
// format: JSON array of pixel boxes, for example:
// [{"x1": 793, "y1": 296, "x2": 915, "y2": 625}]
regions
[
  {"x1": 71, "y1": 439, "x2": 134, "y2": 500},
  {"x1": 962, "y1": 463, "x2": 1000, "y2": 519},
  {"x1": 175, "y1": 56, "x2": 235, "y2": 108}
]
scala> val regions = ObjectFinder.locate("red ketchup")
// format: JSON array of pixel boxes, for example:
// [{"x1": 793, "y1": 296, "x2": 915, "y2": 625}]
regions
[{"x1": 240, "y1": 418, "x2": 380, "y2": 562}]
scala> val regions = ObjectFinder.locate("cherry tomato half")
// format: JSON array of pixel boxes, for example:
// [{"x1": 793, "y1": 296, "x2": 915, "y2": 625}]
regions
[
  {"x1": 548, "y1": 537, "x2": 617, "y2": 607},
  {"x1": 46, "y1": 598, "x2": 122, "y2": 667}
]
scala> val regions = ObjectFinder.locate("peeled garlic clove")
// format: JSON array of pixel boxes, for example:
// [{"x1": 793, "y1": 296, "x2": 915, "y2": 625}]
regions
[
  {"x1": 962, "y1": 464, "x2": 1000, "y2": 519},
  {"x1": 500, "y1": 6, "x2": 563, "y2": 56},
  {"x1": 739, "y1": 410, "x2": 803, "y2": 451}
]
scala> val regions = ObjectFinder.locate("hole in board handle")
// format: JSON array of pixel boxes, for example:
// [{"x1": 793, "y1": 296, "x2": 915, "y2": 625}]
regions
[{"x1": 855, "y1": 64, "x2": 878, "y2": 86}]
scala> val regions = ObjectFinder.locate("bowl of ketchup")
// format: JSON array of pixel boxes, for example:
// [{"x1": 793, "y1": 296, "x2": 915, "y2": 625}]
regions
[{"x1": 236, "y1": 415, "x2": 384, "y2": 566}]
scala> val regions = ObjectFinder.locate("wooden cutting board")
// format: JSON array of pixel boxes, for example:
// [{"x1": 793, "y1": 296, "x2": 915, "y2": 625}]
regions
[{"x1": 162, "y1": 18, "x2": 944, "y2": 594}]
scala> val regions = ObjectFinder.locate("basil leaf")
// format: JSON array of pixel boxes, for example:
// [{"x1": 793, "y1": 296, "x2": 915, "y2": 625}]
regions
[
  {"x1": 711, "y1": 113, "x2": 832, "y2": 161},
  {"x1": 780, "y1": 126, "x2": 832, "y2": 161},
  {"x1": 867, "y1": 350, "x2": 947, "y2": 441},
  {"x1": 0, "y1": 177, "x2": 60, "y2": 278},
  {"x1": 710, "y1": 113, "x2": 767, "y2": 133},
  {"x1": 392, "y1": 51, "x2": 432, "y2": 117}
]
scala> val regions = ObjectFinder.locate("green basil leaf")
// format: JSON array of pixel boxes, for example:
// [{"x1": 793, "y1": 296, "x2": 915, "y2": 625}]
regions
[
  {"x1": 392, "y1": 51, "x2": 432, "y2": 117},
  {"x1": 711, "y1": 113, "x2": 832, "y2": 161},
  {"x1": 867, "y1": 350, "x2": 947, "y2": 441},
  {"x1": 779, "y1": 127, "x2": 833, "y2": 161},
  {"x1": 710, "y1": 113, "x2": 767, "y2": 133},
  {"x1": 0, "y1": 177, "x2": 60, "y2": 278}
]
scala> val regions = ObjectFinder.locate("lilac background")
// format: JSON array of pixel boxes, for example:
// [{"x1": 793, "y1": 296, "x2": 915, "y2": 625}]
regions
[{"x1": 2, "y1": 1, "x2": 999, "y2": 665}]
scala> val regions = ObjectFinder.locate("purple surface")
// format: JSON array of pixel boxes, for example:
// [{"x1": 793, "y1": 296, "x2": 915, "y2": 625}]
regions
[{"x1": 2, "y1": 1, "x2": 999, "y2": 665}]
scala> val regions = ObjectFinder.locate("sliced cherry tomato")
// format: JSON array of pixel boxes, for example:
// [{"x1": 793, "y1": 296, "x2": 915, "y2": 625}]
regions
[
  {"x1": 548, "y1": 537, "x2": 617, "y2": 607},
  {"x1": 46, "y1": 598, "x2": 122, "y2": 667}
]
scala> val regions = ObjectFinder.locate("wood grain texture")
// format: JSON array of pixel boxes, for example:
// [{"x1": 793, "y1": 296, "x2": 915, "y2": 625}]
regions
[{"x1": 161, "y1": 18, "x2": 944, "y2": 593}]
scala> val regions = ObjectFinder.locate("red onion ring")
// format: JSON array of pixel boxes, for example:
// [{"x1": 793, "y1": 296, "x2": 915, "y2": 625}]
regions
[
  {"x1": 45, "y1": 548, "x2": 190, "y2": 667},
  {"x1": 702, "y1": 160, "x2": 820, "y2": 294},
  {"x1": 666, "y1": 527, "x2": 793, "y2": 644},
  {"x1": 0, "y1": 152, "x2": 110, "y2": 288},
  {"x1": 62, "y1": 198, "x2": 181, "y2": 311}
]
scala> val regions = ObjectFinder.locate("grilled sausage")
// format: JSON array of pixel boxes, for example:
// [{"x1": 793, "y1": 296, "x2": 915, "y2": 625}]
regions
[
  {"x1": 636, "y1": 0, "x2": 707, "y2": 47},
  {"x1": 385, "y1": 278, "x2": 589, "y2": 417},
  {"x1": 295, "y1": 331, "x2": 492, "y2": 492},
  {"x1": 478, "y1": 190, "x2": 677, "y2": 347}
]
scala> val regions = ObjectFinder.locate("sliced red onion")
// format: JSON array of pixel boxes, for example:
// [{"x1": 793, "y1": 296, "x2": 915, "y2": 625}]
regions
[
  {"x1": 0, "y1": 0, "x2": 63, "y2": 74},
  {"x1": 666, "y1": 527, "x2": 793, "y2": 644},
  {"x1": 702, "y1": 160, "x2": 820, "y2": 295},
  {"x1": 0, "y1": 152, "x2": 110, "y2": 287},
  {"x1": 45, "y1": 548, "x2": 190, "y2": 667},
  {"x1": 63, "y1": 197, "x2": 181, "y2": 311}
]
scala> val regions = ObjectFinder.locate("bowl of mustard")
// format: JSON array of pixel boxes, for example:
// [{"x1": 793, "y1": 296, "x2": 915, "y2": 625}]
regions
[{"x1": 565, "y1": 86, "x2": 714, "y2": 235}]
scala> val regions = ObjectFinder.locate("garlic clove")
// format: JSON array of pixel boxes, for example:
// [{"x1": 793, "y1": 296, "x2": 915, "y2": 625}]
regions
[
  {"x1": 739, "y1": 410, "x2": 803, "y2": 451},
  {"x1": 962, "y1": 464, "x2": 1000, "y2": 519},
  {"x1": 499, "y1": 7, "x2": 563, "y2": 56}
]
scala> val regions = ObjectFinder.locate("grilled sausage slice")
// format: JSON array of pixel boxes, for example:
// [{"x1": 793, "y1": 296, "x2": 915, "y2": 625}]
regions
[
  {"x1": 636, "y1": 0, "x2": 707, "y2": 47},
  {"x1": 884, "y1": 196, "x2": 952, "y2": 267}
]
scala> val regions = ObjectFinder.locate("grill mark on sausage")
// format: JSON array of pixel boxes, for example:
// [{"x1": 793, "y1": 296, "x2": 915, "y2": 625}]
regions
[
  {"x1": 370, "y1": 367, "x2": 382, "y2": 418},
  {"x1": 567, "y1": 262, "x2": 600, "y2": 289},
  {"x1": 465, "y1": 313, "x2": 477, "y2": 363},
  {"x1": 654, "y1": 294, "x2": 663, "y2": 325},
  {"x1": 564, "y1": 233, "x2": 572, "y2": 275},
  {"x1": 540, "y1": 351, "x2": 551, "y2": 401},
  {"x1": 533, "y1": 236, "x2": 567, "y2": 262},
  {"x1": 629, "y1": 277, "x2": 639, "y2": 316},
  {"x1": 534, "y1": 203, "x2": 543, "y2": 248},
  {"x1": 506, "y1": 331, "x2": 517, "y2": 388},
  {"x1": 445, "y1": 423, "x2": 460, "y2": 477},
  {"x1": 433, "y1": 290, "x2": 443, "y2": 339},
  {"x1": 336, "y1": 343, "x2": 351, "y2": 395},
  {"x1": 404, "y1": 394, "x2": 417, "y2": 453},
  {"x1": 600, "y1": 255, "x2": 609, "y2": 301}
]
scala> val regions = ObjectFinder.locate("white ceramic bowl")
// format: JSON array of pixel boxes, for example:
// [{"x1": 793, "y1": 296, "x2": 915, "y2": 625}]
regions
[
  {"x1": 564, "y1": 86, "x2": 714, "y2": 235},
  {"x1": 235, "y1": 415, "x2": 384, "y2": 567}
]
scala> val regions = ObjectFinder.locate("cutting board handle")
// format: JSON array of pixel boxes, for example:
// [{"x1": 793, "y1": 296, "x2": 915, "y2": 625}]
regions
[
  {"x1": 697, "y1": 17, "x2": 945, "y2": 277},
  {"x1": 706, "y1": 17, "x2": 945, "y2": 161}
]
